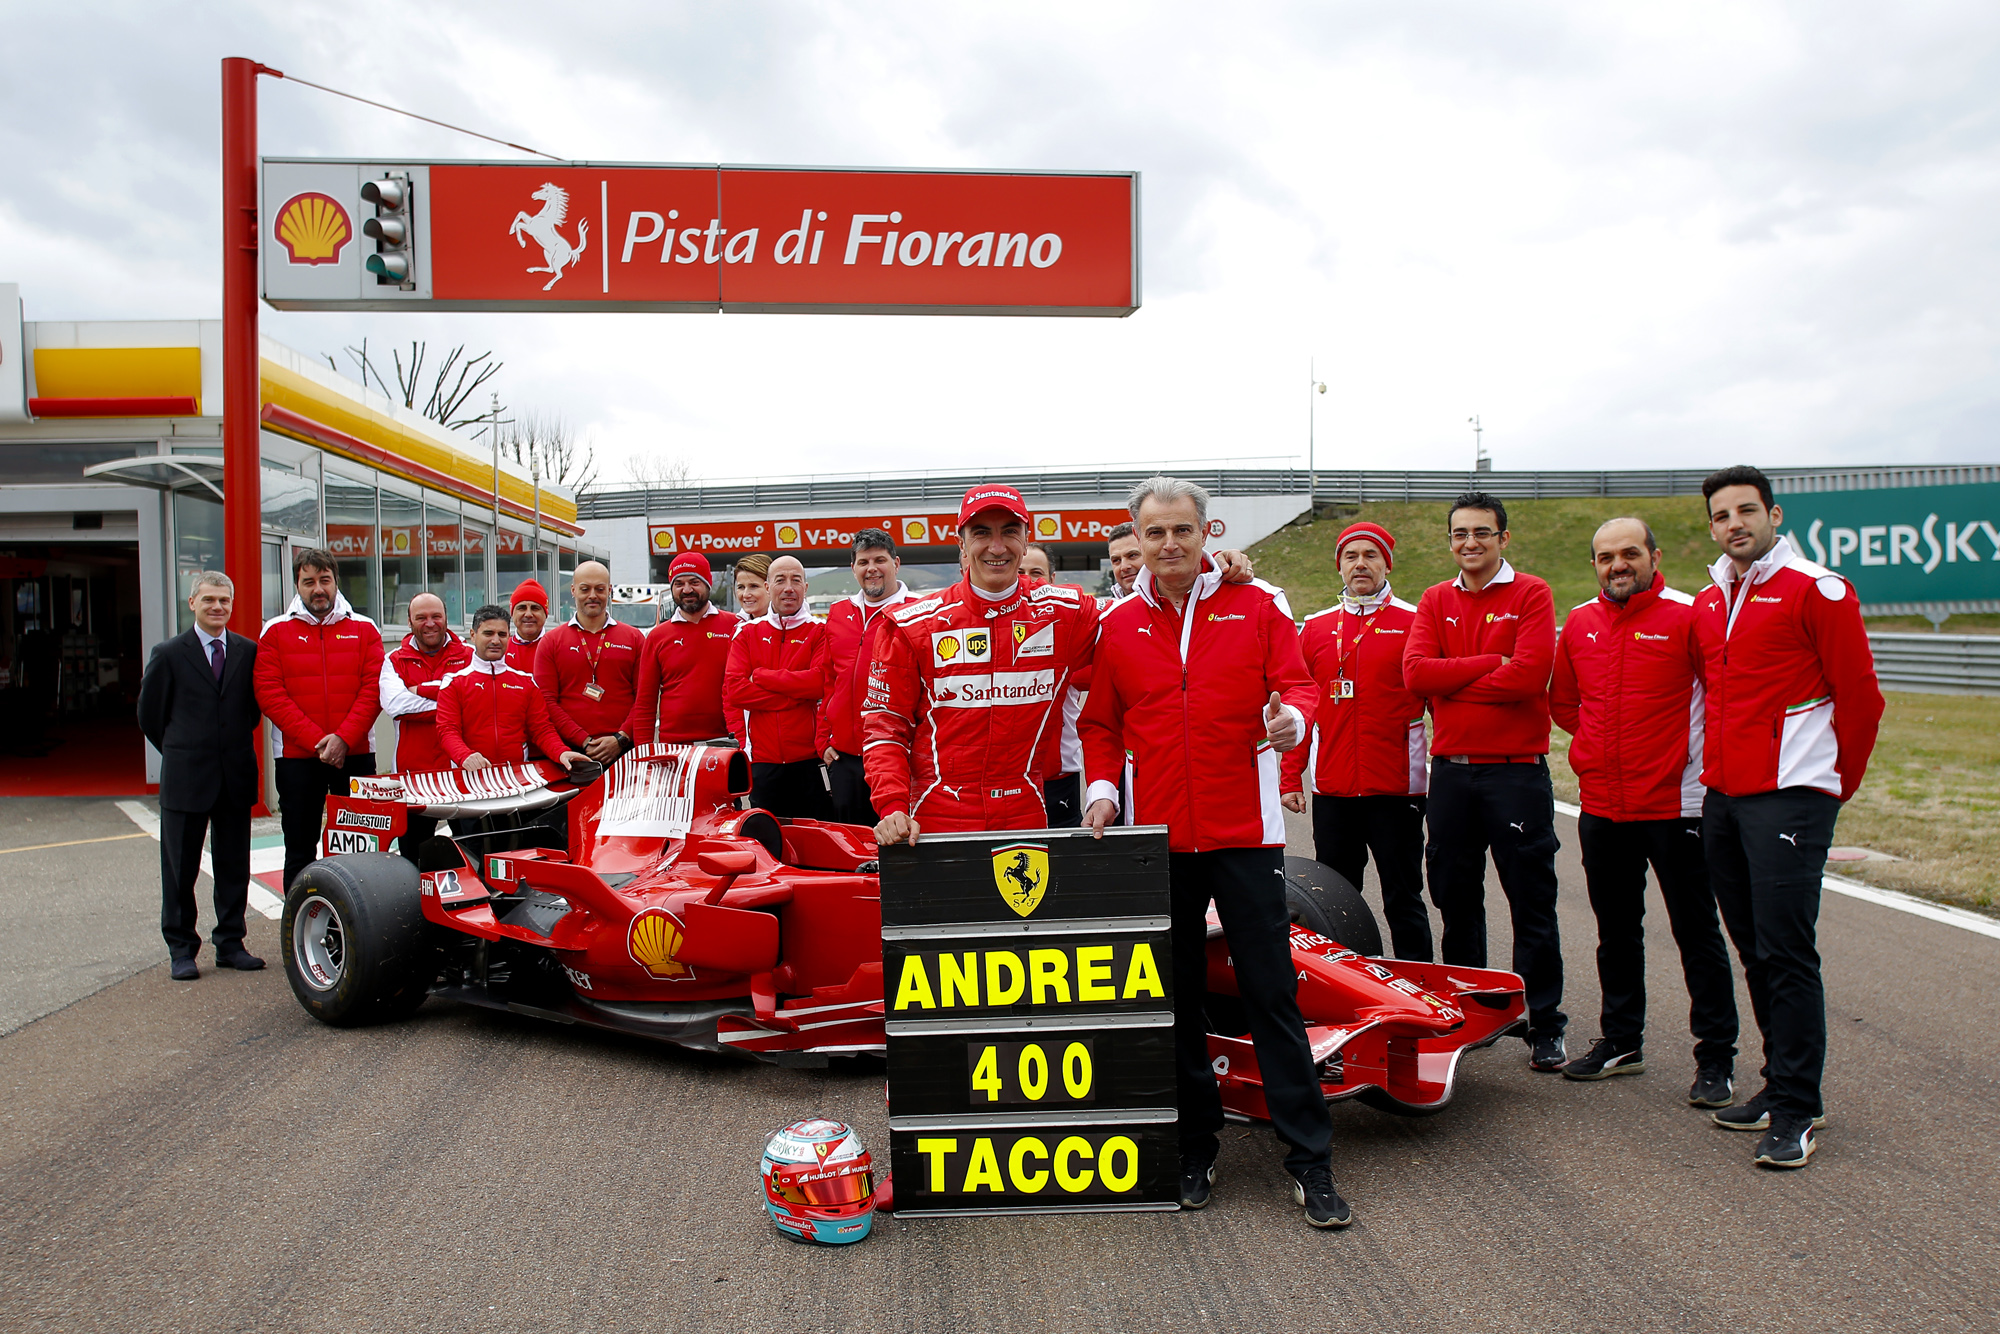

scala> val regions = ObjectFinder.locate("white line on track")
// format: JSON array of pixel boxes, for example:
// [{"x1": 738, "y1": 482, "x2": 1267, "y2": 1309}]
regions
[
  {"x1": 114, "y1": 800, "x2": 285, "y2": 920},
  {"x1": 1551, "y1": 798, "x2": 2000, "y2": 943}
]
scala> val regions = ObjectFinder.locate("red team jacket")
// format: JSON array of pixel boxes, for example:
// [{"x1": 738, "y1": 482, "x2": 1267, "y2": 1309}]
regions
[
  {"x1": 1080, "y1": 564, "x2": 1313, "y2": 853},
  {"x1": 378, "y1": 630, "x2": 475, "y2": 771},
  {"x1": 725, "y1": 611, "x2": 830, "y2": 765},
  {"x1": 1280, "y1": 589, "x2": 1427, "y2": 799},
  {"x1": 1691, "y1": 538, "x2": 1883, "y2": 801},
  {"x1": 1402, "y1": 562, "x2": 1557, "y2": 760},
  {"x1": 534, "y1": 617, "x2": 646, "y2": 749},
  {"x1": 436, "y1": 659, "x2": 570, "y2": 766},
  {"x1": 863, "y1": 577, "x2": 1098, "y2": 831},
  {"x1": 1551, "y1": 574, "x2": 1705, "y2": 821},
  {"x1": 254, "y1": 593, "x2": 385, "y2": 758},
  {"x1": 503, "y1": 632, "x2": 543, "y2": 675},
  {"x1": 626, "y1": 605, "x2": 741, "y2": 744},
  {"x1": 817, "y1": 586, "x2": 913, "y2": 757}
]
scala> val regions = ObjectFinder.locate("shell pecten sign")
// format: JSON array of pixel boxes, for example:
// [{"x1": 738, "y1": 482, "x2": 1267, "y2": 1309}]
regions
[{"x1": 274, "y1": 192, "x2": 353, "y2": 266}]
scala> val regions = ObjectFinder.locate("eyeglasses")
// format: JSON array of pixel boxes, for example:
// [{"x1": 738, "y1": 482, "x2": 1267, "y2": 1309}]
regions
[{"x1": 1449, "y1": 528, "x2": 1500, "y2": 544}]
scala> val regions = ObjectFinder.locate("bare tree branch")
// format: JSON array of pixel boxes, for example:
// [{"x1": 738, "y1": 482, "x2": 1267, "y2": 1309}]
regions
[
  {"x1": 624, "y1": 453, "x2": 693, "y2": 490},
  {"x1": 504, "y1": 409, "x2": 599, "y2": 498}
]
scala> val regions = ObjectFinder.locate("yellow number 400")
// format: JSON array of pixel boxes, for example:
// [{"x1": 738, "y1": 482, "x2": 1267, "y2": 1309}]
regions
[{"x1": 970, "y1": 1041, "x2": 1094, "y2": 1102}]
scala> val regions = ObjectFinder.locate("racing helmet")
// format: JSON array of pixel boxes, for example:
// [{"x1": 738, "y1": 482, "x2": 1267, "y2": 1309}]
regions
[{"x1": 760, "y1": 1118, "x2": 876, "y2": 1245}]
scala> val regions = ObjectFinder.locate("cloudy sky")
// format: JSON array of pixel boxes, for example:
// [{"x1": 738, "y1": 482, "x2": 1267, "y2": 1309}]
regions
[{"x1": 5, "y1": 2, "x2": 1997, "y2": 486}]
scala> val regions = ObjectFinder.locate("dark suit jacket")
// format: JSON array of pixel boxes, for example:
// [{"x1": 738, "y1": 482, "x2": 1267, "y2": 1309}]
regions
[{"x1": 138, "y1": 628, "x2": 264, "y2": 814}]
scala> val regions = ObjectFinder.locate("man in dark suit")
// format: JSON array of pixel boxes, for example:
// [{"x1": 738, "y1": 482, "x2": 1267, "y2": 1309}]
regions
[{"x1": 137, "y1": 571, "x2": 265, "y2": 981}]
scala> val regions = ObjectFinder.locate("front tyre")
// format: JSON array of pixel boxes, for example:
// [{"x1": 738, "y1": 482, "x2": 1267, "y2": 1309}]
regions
[
  {"x1": 1283, "y1": 856, "x2": 1384, "y2": 957},
  {"x1": 282, "y1": 853, "x2": 433, "y2": 1026}
]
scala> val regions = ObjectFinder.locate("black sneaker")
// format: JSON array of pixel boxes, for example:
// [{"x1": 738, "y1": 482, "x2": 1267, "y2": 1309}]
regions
[
  {"x1": 1712, "y1": 1087, "x2": 1827, "y2": 1132},
  {"x1": 1289, "y1": 1166, "x2": 1353, "y2": 1229},
  {"x1": 1754, "y1": 1117, "x2": 1819, "y2": 1169},
  {"x1": 1178, "y1": 1156, "x2": 1216, "y2": 1210},
  {"x1": 1688, "y1": 1066, "x2": 1734, "y2": 1108},
  {"x1": 1527, "y1": 1032, "x2": 1568, "y2": 1072},
  {"x1": 1562, "y1": 1038, "x2": 1644, "y2": 1081}
]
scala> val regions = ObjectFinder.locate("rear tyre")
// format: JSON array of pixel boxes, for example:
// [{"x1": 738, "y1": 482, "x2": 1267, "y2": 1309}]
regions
[
  {"x1": 1282, "y1": 856, "x2": 1384, "y2": 957},
  {"x1": 283, "y1": 852, "x2": 434, "y2": 1027}
]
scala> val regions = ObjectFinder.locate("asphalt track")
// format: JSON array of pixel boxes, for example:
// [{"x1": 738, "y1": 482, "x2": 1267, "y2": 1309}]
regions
[{"x1": 2, "y1": 796, "x2": 1996, "y2": 1333}]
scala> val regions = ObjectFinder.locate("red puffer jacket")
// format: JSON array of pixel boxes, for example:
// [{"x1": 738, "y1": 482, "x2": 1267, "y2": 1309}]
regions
[
  {"x1": 255, "y1": 594, "x2": 386, "y2": 758},
  {"x1": 435, "y1": 660, "x2": 570, "y2": 765},
  {"x1": 724, "y1": 612, "x2": 829, "y2": 765},
  {"x1": 1079, "y1": 563, "x2": 1315, "y2": 853},
  {"x1": 1281, "y1": 590, "x2": 1427, "y2": 799},
  {"x1": 379, "y1": 631, "x2": 475, "y2": 771},
  {"x1": 1551, "y1": 576, "x2": 1705, "y2": 821}
]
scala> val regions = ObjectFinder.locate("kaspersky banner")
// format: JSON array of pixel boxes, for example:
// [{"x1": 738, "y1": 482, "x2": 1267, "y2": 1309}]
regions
[
  {"x1": 1778, "y1": 481, "x2": 2000, "y2": 609},
  {"x1": 260, "y1": 159, "x2": 1139, "y2": 316}
]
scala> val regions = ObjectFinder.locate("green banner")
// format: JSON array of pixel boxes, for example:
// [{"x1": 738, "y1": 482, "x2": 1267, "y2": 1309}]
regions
[{"x1": 1777, "y1": 482, "x2": 2000, "y2": 607}]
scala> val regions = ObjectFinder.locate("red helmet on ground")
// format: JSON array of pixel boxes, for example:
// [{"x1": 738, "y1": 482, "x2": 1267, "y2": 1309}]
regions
[{"x1": 760, "y1": 1118, "x2": 877, "y2": 1244}]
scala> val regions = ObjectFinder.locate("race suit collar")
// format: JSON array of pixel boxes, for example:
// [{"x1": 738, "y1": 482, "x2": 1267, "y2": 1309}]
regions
[
  {"x1": 1339, "y1": 582, "x2": 1394, "y2": 616},
  {"x1": 1709, "y1": 534, "x2": 1795, "y2": 596},
  {"x1": 764, "y1": 608, "x2": 816, "y2": 630},
  {"x1": 401, "y1": 629, "x2": 463, "y2": 656},
  {"x1": 669, "y1": 602, "x2": 720, "y2": 623},
  {"x1": 1133, "y1": 555, "x2": 1222, "y2": 613},
  {"x1": 1601, "y1": 571, "x2": 1665, "y2": 615},
  {"x1": 467, "y1": 655, "x2": 510, "y2": 674},
  {"x1": 1453, "y1": 559, "x2": 1516, "y2": 592},
  {"x1": 854, "y1": 581, "x2": 911, "y2": 611},
  {"x1": 567, "y1": 611, "x2": 620, "y2": 631},
  {"x1": 285, "y1": 591, "x2": 355, "y2": 626}
]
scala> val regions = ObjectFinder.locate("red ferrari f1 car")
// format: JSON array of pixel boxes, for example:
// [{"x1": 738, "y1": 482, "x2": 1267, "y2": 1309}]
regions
[{"x1": 284, "y1": 743, "x2": 1527, "y2": 1117}]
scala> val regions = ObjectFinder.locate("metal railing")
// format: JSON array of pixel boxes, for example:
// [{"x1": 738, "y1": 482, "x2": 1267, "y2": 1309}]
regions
[{"x1": 1869, "y1": 633, "x2": 2000, "y2": 697}]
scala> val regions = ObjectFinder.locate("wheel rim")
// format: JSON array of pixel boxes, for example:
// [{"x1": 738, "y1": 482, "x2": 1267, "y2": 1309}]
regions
[{"x1": 293, "y1": 894, "x2": 346, "y2": 992}]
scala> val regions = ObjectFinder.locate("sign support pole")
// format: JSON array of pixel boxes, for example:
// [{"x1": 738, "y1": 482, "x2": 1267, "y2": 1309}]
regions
[{"x1": 221, "y1": 57, "x2": 278, "y2": 638}]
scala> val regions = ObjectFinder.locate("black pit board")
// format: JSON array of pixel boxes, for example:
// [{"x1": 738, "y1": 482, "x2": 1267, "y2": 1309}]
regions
[{"x1": 880, "y1": 826, "x2": 1177, "y2": 1216}]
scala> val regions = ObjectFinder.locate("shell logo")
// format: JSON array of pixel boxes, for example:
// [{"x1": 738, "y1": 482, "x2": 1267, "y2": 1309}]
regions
[
  {"x1": 775, "y1": 522, "x2": 803, "y2": 549},
  {"x1": 628, "y1": 908, "x2": 692, "y2": 979},
  {"x1": 274, "y1": 192, "x2": 353, "y2": 266},
  {"x1": 651, "y1": 527, "x2": 677, "y2": 551},
  {"x1": 901, "y1": 518, "x2": 929, "y2": 544},
  {"x1": 1034, "y1": 513, "x2": 1061, "y2": 541},
  {"x1": 936, "y1": 634, "x2": 961, "y2": 662}
]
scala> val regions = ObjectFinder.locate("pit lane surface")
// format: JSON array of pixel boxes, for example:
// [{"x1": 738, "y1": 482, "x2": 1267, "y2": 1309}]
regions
[{"x1": 2, "y1": 796, "x2": 1994, "y2": 1334}]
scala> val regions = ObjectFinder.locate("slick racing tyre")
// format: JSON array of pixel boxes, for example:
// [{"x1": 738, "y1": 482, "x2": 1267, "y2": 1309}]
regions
[
  {"x1": 283, "y1": 852, "x2": 434, "y2": 1027},
  {"x1": 1282, "y1": 856, "x2": 1384, "y2": 957}
]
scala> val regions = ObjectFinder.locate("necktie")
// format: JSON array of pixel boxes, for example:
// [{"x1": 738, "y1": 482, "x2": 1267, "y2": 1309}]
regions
[{"x1": 210, "y1": 639, "x2": 225, "y2": 683}]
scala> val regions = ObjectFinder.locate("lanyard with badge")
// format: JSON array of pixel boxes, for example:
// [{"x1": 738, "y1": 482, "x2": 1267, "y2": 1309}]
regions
[
  {"x1": 580, "y1": 627, "x2": 608, "y2": 701},
  {"x1": 1329, "y1": 611, "x2": 1369, "y2": 701}
]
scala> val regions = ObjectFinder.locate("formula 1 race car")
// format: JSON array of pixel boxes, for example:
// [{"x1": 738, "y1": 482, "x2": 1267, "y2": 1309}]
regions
[{"x1": 283, "y1": 743, "x2": 1527, "y2": 1117}]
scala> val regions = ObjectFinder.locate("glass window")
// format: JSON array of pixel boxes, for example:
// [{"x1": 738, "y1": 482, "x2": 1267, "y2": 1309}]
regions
[
  {"x1": 0, "y1": 442, "x2": 147, "y2": 484},
  {"x1": 171, "y1": 490, "x2": 224, "y2": 634},
  {"x1": 462, "y1": 517, "x2": 491, "y2": 616},
  {"x1": 263, "y1": 540, "x2": 286, "y2": 622},
  {"x1": 262, "y1": 464, "x2": 320, "y2": 537},
  {"x1": 427, "y1": 501, "x2": 463, "y2": 625},
  {"x1": 558, "y1": 547, "x2": 577, "y2": 621},
  {"x1": 380, "y1": 482, "x2": 423, "y2": 626},
  {"x1": 325, "y1": 468, "x2": 379, "y2": 621},
  {"x1": 497, "y1": 524, "x2": 535, "y2": 608}
]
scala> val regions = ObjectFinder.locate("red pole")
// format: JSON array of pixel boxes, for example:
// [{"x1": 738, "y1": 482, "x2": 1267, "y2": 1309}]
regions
[{"x1": 221, "y1": 57, "x2": 278, "y2": 639}]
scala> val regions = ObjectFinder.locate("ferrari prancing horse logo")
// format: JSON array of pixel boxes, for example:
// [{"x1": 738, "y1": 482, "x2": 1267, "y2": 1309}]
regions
[{"x1": 992, "y1": 842, "x2": 1050, "y2": 917}]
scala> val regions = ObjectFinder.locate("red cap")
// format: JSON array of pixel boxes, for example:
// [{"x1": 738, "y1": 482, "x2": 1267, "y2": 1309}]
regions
[
  {"x1": 509, "y1": 578, "x2": 550, "y2": 608},
  {"x1": 1334, "y1": 521, "x2": 1396, "y2": 570},
  {"x1": 667, "y1": 551, "x2": 714, "y2": 587},
  {"x1": 957, "y1": 483, "x2": 1032, "y2": 528}
]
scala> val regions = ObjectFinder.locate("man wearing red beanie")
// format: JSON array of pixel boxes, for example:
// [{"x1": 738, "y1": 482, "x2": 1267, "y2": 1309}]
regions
[
  {"x1": 505, "y1": 578, "x2": 550, "y2": 674},
  {"x1": 627, "y1": 550, "x2": 741, "y2": 745},
  {"x1": 1281, "y1": 520, "x2": 1432, "y2": 960}
]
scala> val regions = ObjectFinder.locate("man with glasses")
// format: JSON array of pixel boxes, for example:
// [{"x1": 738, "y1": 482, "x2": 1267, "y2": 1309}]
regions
[{"x1": 1403, "y1": 492, "x2": 1567, "y2": 1071}]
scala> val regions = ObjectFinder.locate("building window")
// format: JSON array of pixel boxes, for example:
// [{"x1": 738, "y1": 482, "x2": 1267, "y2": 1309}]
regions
[
  {"x1": 462, "y1": 517, "x2": 491, "y2": 615},
  {"x1": 325, "y1": 467, "x2": 379, "y2": 622},
  {"x1": 497, "y1": 524, "x2": 535, "y2": 609},
  {"x1": 171, "y1": 490, "x2": 224, "y2": 634},
  {"x1": 558, "y1": 547, "x2": 577, "y2": 620},
  {"x1": 426, "y1": 501, "x2": 463, "y2": 625},
  {"x1": 261, "y1": 463, "x2": 321, "y2": 538},
  {"x1": 380, "y1": 481, "x2": 423, "y2": 626}
]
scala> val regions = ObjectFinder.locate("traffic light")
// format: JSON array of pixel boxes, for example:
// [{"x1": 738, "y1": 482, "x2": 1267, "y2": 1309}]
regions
[{"x1": 360, "y1": 174, "x2": 415, "y2": 288}]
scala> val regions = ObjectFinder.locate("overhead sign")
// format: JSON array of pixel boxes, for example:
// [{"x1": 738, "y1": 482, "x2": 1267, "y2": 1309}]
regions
[
  {"x1": 261, "y1": 159, "x2": 1140, "y2": 317},
  {"x1": 647, "y1": 508, "x2": 1131, "y2": 557},
  {"x1": 1779, "y1": 482, "x2": 2000, "y2": 610},
  {"x1": 880, "y1": 827, "x2": 1177, "y2": 1217}
]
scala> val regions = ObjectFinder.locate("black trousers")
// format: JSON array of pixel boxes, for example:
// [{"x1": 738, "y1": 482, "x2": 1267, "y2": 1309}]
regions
[
  {"x1": 827, "y1": 751, "x2": 879, "y2": 827},
  {"x1": 1577, "y1": 813, "x2": 1738, "y2": 1067},
  {"x1": 1173, "y1": 846, "x2": 1333, "y2": 1175},
  {"x1": 1312, "y1": 793, "x2": 1432, "y2": 961},
  {"x1": 160, "y1": 800, "x2": 252, "y2": 961},
  {"x1": 1425, "y1": 758, "x2": 1566, "y2": 1036},
  {"x1": 1703, "y1": 787, "x2": 1840, "y2": 1121},
  {"x1": 276, "y1": 753, "x2": 377, "y2": 891},
  {"x1": 1042, "y1": 773, "x2": 1081, "y2": 829},
  {"x1": 750, "y1": 758, "x2": 833, "y2": 821},
  {"x1": 399, "y1": 813, "x2": 440, "y2": 865}
]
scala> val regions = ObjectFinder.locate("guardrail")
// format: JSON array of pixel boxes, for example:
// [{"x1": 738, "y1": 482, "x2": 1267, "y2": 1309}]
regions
[
  {"x1": 1869, "y1": 632, "x2": 2000, "y2": 697},
  {"x1": 579, "y1": 463, "x2": 1987, "y2": 520}
]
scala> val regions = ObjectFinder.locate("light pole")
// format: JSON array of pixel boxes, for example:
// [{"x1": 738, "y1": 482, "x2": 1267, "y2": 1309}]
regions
[
  {"x1": 1308, "y1": 361, "x2": 1327, "y2": 514},
  {"x1": 1468, "y1": 415, "x2": 1488, "y2": 472}
]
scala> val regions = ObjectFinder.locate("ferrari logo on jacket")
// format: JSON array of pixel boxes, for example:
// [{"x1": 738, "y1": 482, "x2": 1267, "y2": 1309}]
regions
[{"x1": 991, "y1": 842, "x2": 1050, "y2": 917}]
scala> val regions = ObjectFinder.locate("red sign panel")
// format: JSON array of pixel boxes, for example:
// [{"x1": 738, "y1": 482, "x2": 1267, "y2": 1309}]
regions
[
  {"x1": 425, "y1": 165, "x2": 1137, "y2": 315},
  {"x1": 647, "y1": 509, "x2": 1132, "y2": 558}
]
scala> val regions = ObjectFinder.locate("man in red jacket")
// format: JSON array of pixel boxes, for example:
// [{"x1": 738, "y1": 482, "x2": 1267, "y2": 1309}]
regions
[
  {"x1": 1551, "y1": 517, "x2": 1738, "y2": 1101},
  {"x1": 1403, "y1": 491, "x2": 1567, "y2": 1071},
  {"x1": 1081, "y1": 476, "x2": 1346, "y2": 1229},
  {"x1": 627, "y1": 551, "x2": 740, "y2": 746},
  {"x1": 1280, "y1": 521, "x2": 1431, "y2": 960},
  {"x1": 726, "y1": 555, "x2": 832, "y2": 818},
  {"x1": 378, "y1": 592, "x2": 474, "y2": 861},
  {"x1": 504, "y1": 578, "x2": 549, "y2": 674},
  {"x1": 816, "y1": 530, "x2": 910, "y2": 826},
  {"x1": 1693, "y1": 466, "x2": 1883, "y2": 1169},
  {"x1": 255, "y1": 548, "x2": 386, "y2": 890},
  {"x1": 535, "y1": 561, "x2": 645, "y2": 765},
  {"x1": 437, "y1": 605, "x2": 589, "y2": 773}
]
